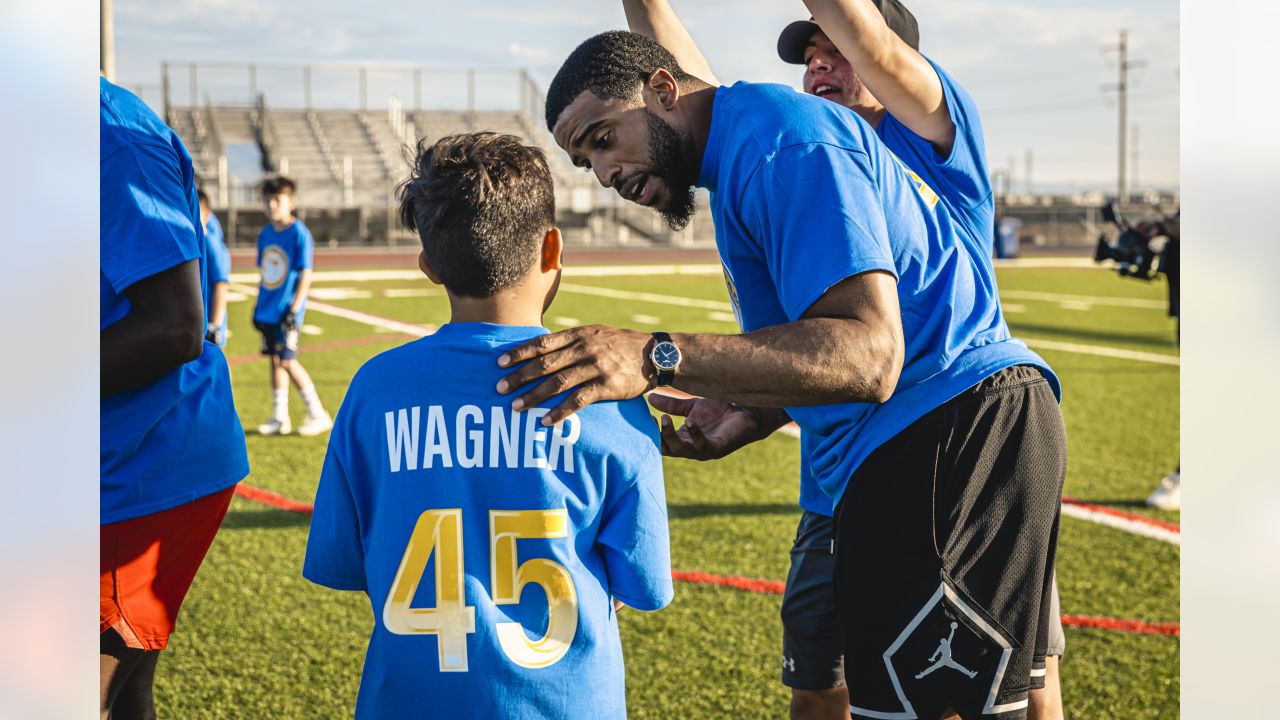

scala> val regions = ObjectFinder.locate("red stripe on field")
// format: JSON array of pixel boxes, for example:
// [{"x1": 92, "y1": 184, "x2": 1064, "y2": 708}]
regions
[
  {"x1": 672, "y1": 570, "x2": 785, "y2": 595},
  {"x1": 1061, "y1": 495, "x2": 1180, "y2": 533},
  {"x1": 233, "y1": 483, "x2": 1178, "y2": 638},
  {"x1": 234, "y1": 484, "x2": 314, "y2": 514},
  {"x1": 1061, "y1": 614, "x2": 1180, "y2": 637},
  {"x1": 227, "y1": 332, "x2": 411, "y2": 366}
]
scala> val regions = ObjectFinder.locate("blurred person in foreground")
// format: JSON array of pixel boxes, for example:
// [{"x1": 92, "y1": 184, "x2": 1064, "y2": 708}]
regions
[
  {"x1": 621, "y1": 1, "x2": 1066, "y2": 716},
  {"x1": 501, "y1": 30, "x2": 1066, "y2": 720},
  {"x1": 302, "y1": 132, "x2": 673, "y2": 718},
  {"x1": 252, "y1": 176, "x2": 331, "y2": 436},
  {"x1": 198, "y1": 188, "x2": 231, "y2": 347},
  {"x1": 1147, "y1": 212, "x2": 1180, "y2": 510},
  {"x1": 100, "y1": 77, "x2": 250, "y2": 719}
]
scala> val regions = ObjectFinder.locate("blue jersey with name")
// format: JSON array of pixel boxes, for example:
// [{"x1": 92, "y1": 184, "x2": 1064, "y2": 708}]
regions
[
  {"x1": 203, "y1": 213, "x2": 231, "y2": 343},
  {"x1": 303, "y1": 323, "x2": 674, "y2": 720},
  {"x1": 701, "y1": 82, "x2": 1059, "y2": 513},
  {"x1": 99, "y1": 78, "x2": 249, "y2": 524},
  {"x1": 253, "y1": 220, "x2": 312, "y2": 323},
  {"x1": 877, "y1": 56, "x2": 993, "y2": 255}
]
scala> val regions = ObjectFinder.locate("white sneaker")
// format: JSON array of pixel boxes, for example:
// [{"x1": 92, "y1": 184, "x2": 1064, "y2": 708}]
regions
[
  {"x1": 1145, "y1": 470, "x2": 1180, "y2": 511},
  {"x1": 297, "y1": 412, "x2": 333, "y2": 437},
  {"x1": 257, "y1": 417, "x2": 292, "y2": 436}
]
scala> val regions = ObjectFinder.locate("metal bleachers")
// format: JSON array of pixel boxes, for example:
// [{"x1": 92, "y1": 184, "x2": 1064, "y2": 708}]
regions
[{"x1": 160, "y1": 61, "x2": 708, "y2": 247}]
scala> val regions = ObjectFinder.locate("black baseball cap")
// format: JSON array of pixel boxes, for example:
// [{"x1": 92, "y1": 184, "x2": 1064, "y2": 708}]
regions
[{"x1": 777, "y1": 0, "x2": 920, "y2": 64}]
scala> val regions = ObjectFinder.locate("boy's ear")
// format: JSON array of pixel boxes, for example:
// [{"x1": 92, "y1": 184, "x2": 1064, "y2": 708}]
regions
[
  {"x1": 540, "y1": 227, "x2": 563, "y2": 273},
  {"x1": 418, "y1": 251, "x2": 443, "y2": 285}
]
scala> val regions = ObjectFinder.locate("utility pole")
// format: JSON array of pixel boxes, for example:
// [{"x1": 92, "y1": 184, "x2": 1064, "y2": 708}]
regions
[
  {"x1": 1131, "y1": 124, "x2": 1140, "y2": 195},
  {"x1": 1024, "y1": 147, "x2": 1033, "y2": 195},
  {"x1": 1104, "y1": 30, "x2": 1145, "y2": 206},
  {"x1": 100, "y1": 0, "x2": 115, "y2": 81}
]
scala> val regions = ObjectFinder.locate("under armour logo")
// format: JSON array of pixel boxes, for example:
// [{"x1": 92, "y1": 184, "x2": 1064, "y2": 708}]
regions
[
  {"x1": 915, "y1": 622, "x2": 978, "y2": 680},
  {"x1": 782, "y1": 655, "x2": 796, "y2": 672}
]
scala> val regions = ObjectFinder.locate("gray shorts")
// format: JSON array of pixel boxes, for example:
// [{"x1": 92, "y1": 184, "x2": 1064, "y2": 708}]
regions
[{"x1": 780, "y1": 511, "x2": 1065, "y2": 691}]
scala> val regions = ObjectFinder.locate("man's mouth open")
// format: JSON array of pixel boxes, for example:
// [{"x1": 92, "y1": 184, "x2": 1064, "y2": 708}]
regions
[{"x1": 623, "y1": 174, "x2": 658, "y2": 207}]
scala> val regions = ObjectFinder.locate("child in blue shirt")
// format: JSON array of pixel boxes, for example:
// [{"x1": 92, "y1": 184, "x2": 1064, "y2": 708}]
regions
[
  {"x1": 303, "y1": 132, "x2": 674, "y2": 719},
  {"x1": 252, "y1": 176, "x2": 331, "y2": 436}
]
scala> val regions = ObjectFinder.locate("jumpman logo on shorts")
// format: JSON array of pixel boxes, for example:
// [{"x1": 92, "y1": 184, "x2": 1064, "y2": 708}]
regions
[{"x1": 915, "y1": 622, "x2": 977, "y2": 680}]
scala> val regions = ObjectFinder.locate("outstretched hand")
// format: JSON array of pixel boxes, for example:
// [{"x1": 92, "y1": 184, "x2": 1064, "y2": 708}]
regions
[
  {"x1": 648, "y1": 392, "x2": 772, "y2": 460},
  {"x1": 497, "y1": 325, "x2": 654, "y2": 425}
]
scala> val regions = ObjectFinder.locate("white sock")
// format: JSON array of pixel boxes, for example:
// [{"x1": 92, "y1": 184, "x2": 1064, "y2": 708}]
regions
[
  {"x1": 272, "y1": 389, "x2": 289, "y2": 420},
  {"x1": 299, "y1": 385, "x2": 325, "y2": 417}
]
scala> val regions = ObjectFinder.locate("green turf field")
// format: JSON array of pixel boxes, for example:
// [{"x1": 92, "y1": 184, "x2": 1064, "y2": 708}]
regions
[{"x1": 155, "y1": 263, "x2": 1179, "y2": 718}]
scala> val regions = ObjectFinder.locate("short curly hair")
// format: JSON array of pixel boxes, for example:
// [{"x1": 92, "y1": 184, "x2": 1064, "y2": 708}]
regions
[
  {"x1": 397, "y1": 132, "x2": 555, "y2": 298},
  {"x1": 545, "y1": 30, "x2": 694, "y2": 131}
]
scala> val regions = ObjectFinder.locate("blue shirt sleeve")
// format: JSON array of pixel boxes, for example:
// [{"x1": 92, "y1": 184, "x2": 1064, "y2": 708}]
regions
[
  {"x1": 205, "y1": 229, "x2": 231, "y2": 284},
  {"x1": 595, "y1": 401, "x2": 673, "y2": 611},
  {"x1": 100, "y1": 140, "x2": 202, "y2": 294},
  {"x1": 295, "y1": 223, "x2": 314, "y2": 270},
  {"x1": 738, "y1": 143, "x2": 897, "y2": 321},
  {"x1": 303, "y1": 416, "x2": 367, "y2": 592},
  {"x1": 878, "y1": 58, "x2": 991, "y2": 214}
]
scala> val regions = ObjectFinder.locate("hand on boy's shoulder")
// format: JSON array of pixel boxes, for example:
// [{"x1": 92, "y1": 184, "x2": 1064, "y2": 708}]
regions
[{"x1": 495, "y1": 325, "x2": 654, "y2": 426}]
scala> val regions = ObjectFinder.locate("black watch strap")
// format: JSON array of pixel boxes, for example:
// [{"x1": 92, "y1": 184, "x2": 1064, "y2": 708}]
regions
[{"x1": 651, "y1": 331, "x2": 674, "y2": 386}]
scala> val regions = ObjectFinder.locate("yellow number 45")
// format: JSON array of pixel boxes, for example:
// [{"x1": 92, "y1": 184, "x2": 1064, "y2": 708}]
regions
[{"x1": 382, "y1": 508, "x2": 579, "y2": 672}]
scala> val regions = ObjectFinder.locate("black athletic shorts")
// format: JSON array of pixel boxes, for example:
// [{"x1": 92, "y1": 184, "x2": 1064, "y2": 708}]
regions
[
  {"x1": 835, "y1": 365, "x2": 1066, "y2": 720},
  {"x1": 781, "y1": 510, "x2": 844, "y2": 690},
  {"x1": 255, "y1": 318, "x2": 299, "y2": 360}
]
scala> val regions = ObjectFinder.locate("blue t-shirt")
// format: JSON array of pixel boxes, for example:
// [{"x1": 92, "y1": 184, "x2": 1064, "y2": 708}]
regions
[
  {"x1": 203, "y1": 213, "x2": 231, "y2": 343},
  {"x1": 100, "y1": 78, "x2": 249, "y2": 524},
  {"x1": 701, "y1": 82, "x2": 1059, "y2": 513},
  {"x1": 877, "y1": 57, "x2": 994, "y2": 255},
  {"x1": 303, "y1": 323, "x2": 674, "y2": 720},
  {"x1": 253, "y1": 220, "x2": 313, "y2": 323}
]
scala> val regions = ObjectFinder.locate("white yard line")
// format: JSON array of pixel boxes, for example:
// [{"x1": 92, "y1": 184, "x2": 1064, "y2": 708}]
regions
[
  {"x1": 229, "y1": 263, "x2": 724, "y2": 284},
  {"x1": 1060, "y1": 503, "x2": 1180, "y2": 546},
  {"x1": 557, "y1": 282, "x2": 734, "y2": 312},
  {"x1": 1021, "y1": 338, "x2": 1179, "y2": 366},
  {"x1": 229, "y1": 283, "x2": 436, "y2": 338},
  {"x1": 773, "y1": 423, "x2": 1179, "y2": 545},
  {"x1": 1001, "y1": 289, "x2": 1166, "y2": 310},
  {"x1": 235, "y1": 274, "x2": 1177, "y2": 367}
]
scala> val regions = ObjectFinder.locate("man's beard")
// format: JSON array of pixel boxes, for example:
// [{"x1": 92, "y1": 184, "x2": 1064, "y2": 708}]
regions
[{"x1": 644, "y1": 111, "x2": 699, "y2": 231}]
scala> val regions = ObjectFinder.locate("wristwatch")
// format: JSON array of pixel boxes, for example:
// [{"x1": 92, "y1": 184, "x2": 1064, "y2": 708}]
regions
[{"x1": 649, "y1": 331, "x2": 682, "y2": 387}]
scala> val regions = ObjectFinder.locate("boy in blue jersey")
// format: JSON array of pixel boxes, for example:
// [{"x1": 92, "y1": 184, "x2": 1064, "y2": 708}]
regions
[
  {"x1": 252, "y1": 176, "x2": 331, "y2": 436},
  {"x1": 199, "y1": 189, "x2": 232, "y2": 347},
  {"x1": 100, "y1": 78, "x2": 250, "y2": 719},
  {"x1": 303, "y1": 132, "x2": 674, "y2": 719},
  {"x1": 620, "y1": 2, "x2": 1066, "y2": 716},
  {"x1": 505, "y1": 31, "x2": 1066, "y2": 720}
]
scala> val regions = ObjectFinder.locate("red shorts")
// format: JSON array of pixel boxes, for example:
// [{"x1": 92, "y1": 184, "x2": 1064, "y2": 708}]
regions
[{"x1": 100, "y1": 486, "x2": 235, "y2": 651}]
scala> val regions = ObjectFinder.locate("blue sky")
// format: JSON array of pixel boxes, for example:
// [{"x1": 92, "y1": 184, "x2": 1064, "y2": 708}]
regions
[{"x1": 113, "y1": 0, "x2": 1179, "y2": 191}]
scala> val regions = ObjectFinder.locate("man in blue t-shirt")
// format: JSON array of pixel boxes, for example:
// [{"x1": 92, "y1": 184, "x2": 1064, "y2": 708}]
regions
[
  {"x1": 100, "y1": 78, "x2": 250, "y2": 719},
  {"x1": 252, "y1": 176, "x2": 331, "y2": 436},
  {"x1": 198, "y1": 188, "x2": 231, "y2": 347},
  {"x1": 303, "y1": 132, "x2": 673, "y2": 719},
  {"x1": 620, "y1": 2, "x2": 1066, "y2": 716},
  {"x1": 503, "y1": 32, "x2": 1067, "y2": 720}
]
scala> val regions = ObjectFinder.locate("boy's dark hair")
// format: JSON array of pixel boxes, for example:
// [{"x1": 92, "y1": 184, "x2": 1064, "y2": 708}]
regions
[
  {"x1": 545, "y1": 30, "x2": 694, "y2": 131},
  {"x1": 397, "y1": 132, "x2": 555, "y2": 298},
  {"x1": 197, "y1": 188, "x2": 210, "y2": 205},
  {"x1": 261, "y1": 175, "x2": 297, "y2": 197}
]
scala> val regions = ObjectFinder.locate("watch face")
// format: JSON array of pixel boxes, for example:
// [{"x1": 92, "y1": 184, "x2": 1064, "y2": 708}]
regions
[{"x1": 652, "y1": 341, "x2": 681, "y2": 371}]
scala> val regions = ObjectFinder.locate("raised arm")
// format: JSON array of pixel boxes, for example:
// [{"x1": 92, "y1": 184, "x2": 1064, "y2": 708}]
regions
[
  {"x1": 622, "y1": 0, "x2": 721, "y2": 86},
  {"x1": 803, "y1": 0, "x2": 954, "y2": 152}
]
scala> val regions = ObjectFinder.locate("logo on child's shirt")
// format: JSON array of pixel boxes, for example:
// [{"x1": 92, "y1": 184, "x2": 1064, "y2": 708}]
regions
[{"x1": 261, "y1": 245, "x2": 290, "y2": 289}]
